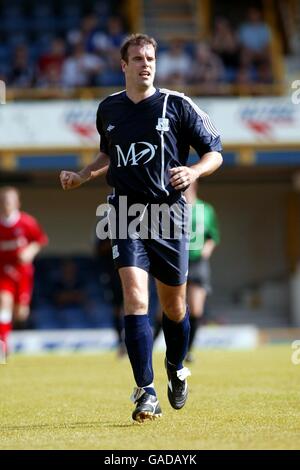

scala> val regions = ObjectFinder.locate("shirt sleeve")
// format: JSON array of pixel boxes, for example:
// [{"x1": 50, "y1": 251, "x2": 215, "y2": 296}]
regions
[
  {"x1": 96, "y1": 103, "x2": 109, "y2": 154},
  {"x1": 25, "y1": 215, "x2": 48, "y2": 246},
  {"x1": 182, "y1": 97, "x2": 223, "y2": 156}
]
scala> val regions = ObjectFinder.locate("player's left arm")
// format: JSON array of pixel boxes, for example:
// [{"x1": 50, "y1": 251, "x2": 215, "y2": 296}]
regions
[
  {"x1": 170, "y1": 99, "x2": 223, "y2": 190},
  {"x1": 202, "y1": 204, "x2": 220, "y2": 259},
  {"x1": 201, "y1": 239, "x2": 217, "y2": 260},
  {"x1": 18, "y1": 215, "x2": 48, "y2": 264},
  {"x1": 170, "y1": 151, "x2": 222, "y2": 190},
  {"x1": 18, "y1": 242, "x2": 43, "y2": 264}
]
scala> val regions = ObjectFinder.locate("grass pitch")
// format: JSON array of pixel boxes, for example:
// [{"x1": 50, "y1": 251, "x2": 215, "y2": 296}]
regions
[{"x1": 0, "y1": 346, "x2": 299, "y2": 450}]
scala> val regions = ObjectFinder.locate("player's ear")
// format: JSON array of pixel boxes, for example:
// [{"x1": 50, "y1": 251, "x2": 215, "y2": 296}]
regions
[{"x1": 121, "y1": 60, "x2": 127, "y2": 72}]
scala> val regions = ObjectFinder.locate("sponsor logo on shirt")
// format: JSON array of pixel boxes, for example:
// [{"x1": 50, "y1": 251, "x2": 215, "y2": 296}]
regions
[
  {"x1": 115, "y1": 142, "x2": 158, "y2": 167},
  {"x1": 0, "y1": 237, "x2": 26, "y2": 251}
]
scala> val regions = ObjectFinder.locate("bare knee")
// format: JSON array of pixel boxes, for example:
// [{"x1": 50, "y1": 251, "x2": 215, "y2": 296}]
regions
[
  {"x1": 163, "y1": 298, "x2": 186, "y2": 323},
  {"x1": 0, "y1": 292, "x2": 14, "y2": 311},
  {"x1": 119, "y1": 267, "x2": 149, "y2": 315},
  {"x1": 14, "y1": 305, "x2": 30, "y2": 322},
  {"x1": 0, "y1": 293, "x2": 13, "y2": 325},
  {"x1": 123, "y1": 287, "x2": 148, "y2": 315},
  {"x1": 189, "y1": 304, "x2": 204, "y2": 318},
  {"x1": 187, "y1": 286, "x2": 206, "y2": 318}
]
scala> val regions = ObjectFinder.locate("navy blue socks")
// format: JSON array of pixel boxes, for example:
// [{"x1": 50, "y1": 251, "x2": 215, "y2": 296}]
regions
[
  {"x1": 162, "y1": 307, "x2": 190, "y2": 370},
  {"x1": 124, "y1": 314, "x2": 156, "y2": 396},
  {"x1": 188, "y1": 316, "x2": 199, "y2": 351}
]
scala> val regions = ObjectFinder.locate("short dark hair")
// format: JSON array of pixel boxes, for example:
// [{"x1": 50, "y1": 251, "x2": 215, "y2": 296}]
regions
[{"x1": 120, "y1": 33, "x2": 157, "y2": 63}]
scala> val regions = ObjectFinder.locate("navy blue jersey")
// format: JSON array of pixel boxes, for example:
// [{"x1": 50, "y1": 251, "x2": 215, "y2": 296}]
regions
[{"x1": 96, "y1": 88, "x2": 222, "y2": 202}]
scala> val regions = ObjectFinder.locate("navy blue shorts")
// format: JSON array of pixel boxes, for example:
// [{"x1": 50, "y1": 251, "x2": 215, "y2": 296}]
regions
[{"x1": 106, "y1": 194, "x2": 189, "y2": 286}]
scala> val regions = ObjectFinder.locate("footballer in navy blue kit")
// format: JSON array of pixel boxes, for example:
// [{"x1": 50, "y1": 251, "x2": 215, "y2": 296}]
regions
[
  {"x1": 96, "y1": 88, "x2": 222, "y2": 286},
  {"x1": 60, "y1": 34, "x2": 223, "y2": 423}
]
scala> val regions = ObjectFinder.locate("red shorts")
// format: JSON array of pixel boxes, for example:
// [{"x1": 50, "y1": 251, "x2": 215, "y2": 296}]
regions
[{"x1": 0, "y1": 265, "x2": 34, "y2": 306}]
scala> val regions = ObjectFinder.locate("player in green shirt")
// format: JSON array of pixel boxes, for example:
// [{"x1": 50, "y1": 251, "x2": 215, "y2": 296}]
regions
[{"x1": 185, "y1": 181, "x2": 220, "y2": 362}]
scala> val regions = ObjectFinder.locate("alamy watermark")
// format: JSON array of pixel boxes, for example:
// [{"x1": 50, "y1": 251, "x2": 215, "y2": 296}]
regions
[
  {"x1": 0, "y1": 80, "x2": 6, "y2": 104},
  {"x1": 95, "y1": 196, "x2": 204, "y2": 251},
  {"x1": 291, "y1": 340, "x2": 300, "y2": 365},
  {"x1": 291, "y1": 80, "x2": 300, "y2": 105}
]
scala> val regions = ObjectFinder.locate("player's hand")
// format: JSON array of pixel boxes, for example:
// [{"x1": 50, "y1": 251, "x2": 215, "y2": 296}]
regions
[
  {"x1": 60, "y1": 171, "x2": 85, "y2": 190},
  {"x1": 169, "y1": 166, "x2": 198, "y2": 190},
  {"x1": 18, "y1": 249, "x2": 34, "y2": 264},
  {"x1": 18, "y1": 243, "x2": 41, "y2": 265}
]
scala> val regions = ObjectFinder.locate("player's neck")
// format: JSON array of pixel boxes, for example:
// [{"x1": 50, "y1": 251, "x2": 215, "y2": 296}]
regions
[
  {"x1": 126, "y1": 86, "x2": 156, "y2": 104},
  {"x1": 0, "y1": 210, "x2": 20, "y2": 227}
]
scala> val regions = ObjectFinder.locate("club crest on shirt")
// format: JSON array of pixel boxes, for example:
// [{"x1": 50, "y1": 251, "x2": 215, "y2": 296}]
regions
[
  {"x1": 112, "y1": 245, "x2": 119, "y2": 259},
  {"x1": 156, "y1": 118, "x2": 169, "y2": 131}
]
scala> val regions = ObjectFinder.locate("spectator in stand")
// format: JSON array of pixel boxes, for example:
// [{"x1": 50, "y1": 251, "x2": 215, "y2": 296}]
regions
[
  {"x1": 9, "y1": 45, "x2": 35, "y2": 88},
  {"x1": 236, "y1": 65, "x2": 253, "y2": 85},
  {"x1": 188, "y1": 43, "x2": 224, "y2": 88},
  {"x1": 211, "y1": 17, "x2": 240, "y2": 82},
  {"x1": 106, "y1": 16, "x2": 127, "y2": 49},
  {"x1": 156, "y1": 38, "x2": 192, "y2": 86},
  {"x1": 238, "y1": 7, "x2": 272, "y2": 75},
  {"x1": 66, "y1": 13, "x2": 126, "y2": 60},
  {"x1": 62, "y1": 41, "x2": 105, "y2": 87},
  {"x1": 67, "y1": 13, "x2": 101, "y2": 53},
  {"x1": 94, "y1": 16, "x2": 127, "y2": 86},
  {"x1": 37, "y1": 38, "x2": 66, "y2": 87},
  {"x1": 256, "y1": 61, "x2": 273, "y2": 83},
  {"x1": 36, "y1": 65, "x2": 63, "y2": 89}
]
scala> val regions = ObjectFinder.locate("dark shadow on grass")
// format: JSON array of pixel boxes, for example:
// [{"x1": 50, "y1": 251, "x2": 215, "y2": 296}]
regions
[
  {"x1": 1, "y1": 421, "x2": 152, "y2": 432},
  {"x1": 103, "y1": 423, "x2": 138, "y2": 428}
]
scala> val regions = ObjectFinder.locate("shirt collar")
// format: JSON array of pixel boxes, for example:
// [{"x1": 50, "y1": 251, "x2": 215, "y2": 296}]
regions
[{"x1": 0, "y1": 210, "x2": 21, "y2": 227}]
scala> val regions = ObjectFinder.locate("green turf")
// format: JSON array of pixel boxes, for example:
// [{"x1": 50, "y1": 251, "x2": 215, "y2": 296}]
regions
[{"x1": 0, "y1": 346, "x2": 299, "y2": 450}]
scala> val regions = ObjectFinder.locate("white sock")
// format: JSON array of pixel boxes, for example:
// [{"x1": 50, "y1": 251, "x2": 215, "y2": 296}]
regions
[{"x1": 143, "y1": 382, "x2": 155, "y2": 390}]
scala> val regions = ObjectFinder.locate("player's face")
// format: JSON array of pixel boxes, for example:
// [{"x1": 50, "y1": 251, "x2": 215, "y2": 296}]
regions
[
  {"x1": 122, "y1": 44, "x2": 156, "y2": 90},
  {"x1": 0, "y1": 190, "x2": 20, "y2": 217}
]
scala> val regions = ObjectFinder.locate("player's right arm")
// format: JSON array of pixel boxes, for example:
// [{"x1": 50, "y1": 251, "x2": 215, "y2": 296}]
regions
[{"x1": 60, "y1": 151, "x2": 109, "y2": 190}]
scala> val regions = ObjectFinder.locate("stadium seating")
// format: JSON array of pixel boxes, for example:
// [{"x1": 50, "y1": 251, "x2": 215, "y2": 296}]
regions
[
  {"x1": 31, "y1": 256, "x2": 113, "y2": 329},
  {"x1": 0, "y1": 0, "x2": 289, "y2": 96}
]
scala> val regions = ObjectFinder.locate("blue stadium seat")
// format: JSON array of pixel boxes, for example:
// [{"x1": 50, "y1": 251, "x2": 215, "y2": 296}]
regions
[
  {"x1": 0, "y1": 44, "x2": 10, "y2": 62},
  {"x1": 32, "y1": 255, "x2": 125, "y2": 329},
  {"x1": 56, "y1": 3, "x2": 82, "y2": 31},
  {"x1": 97, "y1": 70, "x2": 125, "y2": 87},
  {"x1": 7, "y1": 33, "x2": 29, "y2": 48}
]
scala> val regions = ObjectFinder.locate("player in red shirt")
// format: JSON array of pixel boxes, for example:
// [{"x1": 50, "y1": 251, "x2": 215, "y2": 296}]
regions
[{"x1": 0, "y1": 187, "x2": 48, "y2": 359}]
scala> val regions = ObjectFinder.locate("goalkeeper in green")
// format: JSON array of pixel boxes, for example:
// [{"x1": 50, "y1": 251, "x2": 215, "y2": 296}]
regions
[{"x1": 185, "y1": 181, "x2": 220, "y2": 362}]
